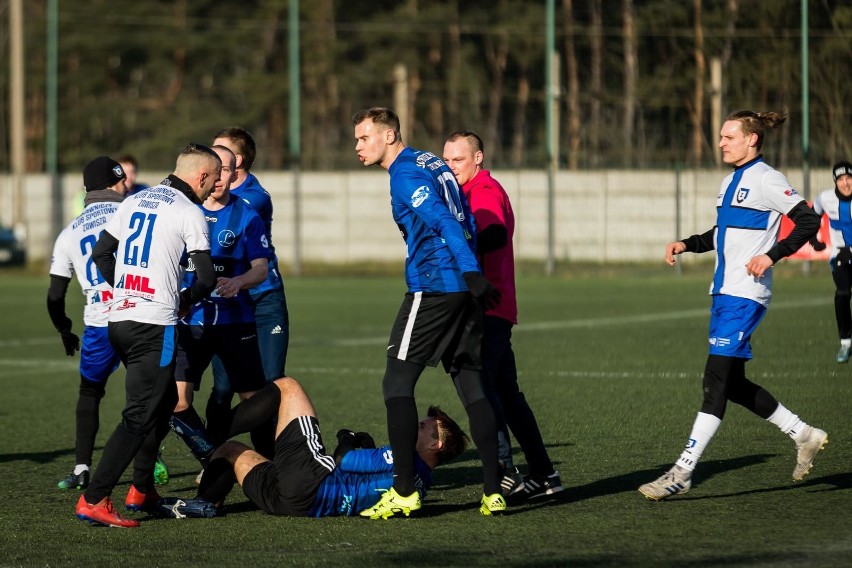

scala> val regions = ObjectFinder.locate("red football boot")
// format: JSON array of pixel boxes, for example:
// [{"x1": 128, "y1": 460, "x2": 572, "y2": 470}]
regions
[
  {"x1": 125, "y1": 484, "x2": 163, "y2": 513},
  {"x1": 76, "y1": 495, "x2": 140, "y2": 528}
]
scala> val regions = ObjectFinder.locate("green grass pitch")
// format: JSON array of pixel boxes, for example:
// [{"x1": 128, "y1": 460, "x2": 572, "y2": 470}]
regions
[{"x1": 0, "y1": 263, "x2": 849, "y2": 566}]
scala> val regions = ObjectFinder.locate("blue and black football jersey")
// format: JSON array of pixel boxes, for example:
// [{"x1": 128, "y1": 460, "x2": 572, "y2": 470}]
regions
[
  {"x1": 308, "y1": 446, "x2": 432, "y2": 517},
  {"x1": 230, "y1": 173, "x2": 283, "y2": 297},
  {"x1": 182, "y1": 197, "x2": 269, "y2": 325},
  {"x1": 388, "y1": 147, "x2": 480, "y2": 293}
]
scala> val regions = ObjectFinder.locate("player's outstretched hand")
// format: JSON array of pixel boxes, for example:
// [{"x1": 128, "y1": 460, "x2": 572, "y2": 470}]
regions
[
  {"x1": 60, "y1": 330, "x2": 80, "y2": 356},
  {"x1": 463, "y1": 272, "x2": 501, "y2": 310},
  {"x1": 745, "y1": 254, "x2": 773, "y2": 278},
  {"x1": 665, "y1": 241, "x2": 687, "y2": 266}
]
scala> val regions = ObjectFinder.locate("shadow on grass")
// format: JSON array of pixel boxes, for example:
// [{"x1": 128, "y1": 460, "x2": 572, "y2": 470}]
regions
[
  {"x1": 0, "y1": 446, "x2": 76, "y2": 464},
  {"x1": 502, "y1": 453, "x2": 778, "y2": 513},
  {"x1": 684, "y1": 470, "x2": 852, "y2": 500},
  {"x1": 432, "y1": 442, "x2": 574, "y2": 491}
]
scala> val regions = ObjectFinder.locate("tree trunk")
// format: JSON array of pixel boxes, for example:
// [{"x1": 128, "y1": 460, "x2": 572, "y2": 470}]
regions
[
  {"x1": 301, "y1": 0, "x2": 339, "y2": 169},
  {"x1": 484, "y1": 32, "x2": 508, "y2": 164},
  {"x1": 622, "y1": 0, "x2": 636, "y2": 167},
  {"x1": 511, "y1": 69, "x2": 529, "y2": 167},
  {"x1": 691, "y1": 0, "x2": 705, "y2": 166},
  {"x1": 563, "y1": 0, "x2": 581, "y2": 170},
  {"x1": 718, "y1": 0, "x2": 739, "y2": 134},
  {"x1": 445, "y1": 1, "x2": 463, "y2": 134},
  {"x1": 589, "y1": 0, "x2": 602, "y2": 167}
]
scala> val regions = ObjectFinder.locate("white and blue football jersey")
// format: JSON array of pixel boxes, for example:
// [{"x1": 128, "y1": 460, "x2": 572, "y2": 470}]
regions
[
  {"x1": 711, "y1": 157, "x2": 804, "y2": 306},
  {"x1": 50, "y1": 201, "x2": 122, "y2": 327},
  {"x1": 102, "y1": 180, "x2": 210, "y2": 325},
  {"x1": 813, "y1": 188, "x2": 851, "y2": 258}
]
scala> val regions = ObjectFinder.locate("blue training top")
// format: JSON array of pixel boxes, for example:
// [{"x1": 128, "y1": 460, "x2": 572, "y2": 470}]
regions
[
  {"x1": 182, "y1": 196, "x2": 269, "y2": 325},
  {"x1": 230, "y1": 173, "x2": 284, "y2": 297},
  {"x1": 388, "y1": 147, "x2": 479, "y2": 293},
  {"x1": 308, "y1": 446, "x2": 432, "y2": 517}
]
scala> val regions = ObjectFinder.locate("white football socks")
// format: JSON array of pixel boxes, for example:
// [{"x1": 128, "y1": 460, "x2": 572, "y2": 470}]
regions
[
  {"x1": 767, "y1": 403, "x2": 808, "y2": 442},
  {"x1": 676, "y1": 412, "x2": 722, "y2": 472},
  {"x1": 73, "y1": 464, "x2": 89, "y2": 475}
]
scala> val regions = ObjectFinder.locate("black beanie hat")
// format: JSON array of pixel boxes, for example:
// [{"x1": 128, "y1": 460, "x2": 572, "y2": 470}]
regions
[
  {"x1": 833, "y1": 161, "x2": 852, "y2": 183},
  {"x1": 83, "y1": 156, "x2": 126, "y2": 192}
]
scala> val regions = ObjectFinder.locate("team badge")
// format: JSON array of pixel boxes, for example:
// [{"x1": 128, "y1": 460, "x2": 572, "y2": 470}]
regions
[
  {"x1": 411, "y1": 186, "x2": 430, "y2": 208},
  {"x1": 736, "y1": 187, "x2": 750, "y2": 203},
  {"x1": 218, "y1": 229, "x2": 236, "y2": 247}
]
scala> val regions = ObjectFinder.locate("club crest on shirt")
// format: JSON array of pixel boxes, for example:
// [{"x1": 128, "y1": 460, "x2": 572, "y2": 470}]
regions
[
  {"x1": 411, "y1": 186, "x2": 430, "y2": 208},
  {"x1": 218, "y1": 229, "x2": 236, "y2": 247},
  {"x1": 736, "y1": 187, "x2": 751, "y2": 203}
]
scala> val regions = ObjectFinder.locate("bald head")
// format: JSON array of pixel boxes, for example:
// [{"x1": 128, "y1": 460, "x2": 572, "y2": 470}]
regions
[{"x1": 173, "y1": 143, "x2": 221, "y2": 203}]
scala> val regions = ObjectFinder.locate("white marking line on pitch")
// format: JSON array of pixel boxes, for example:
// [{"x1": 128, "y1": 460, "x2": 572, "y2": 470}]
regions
[
  {"x1": 520, "y1": 297, "x2": 830, "y2": 332},
  {"x1": 296, "y1": 297, "x2": 830, "y2": 346},
  {"x1": 0, "y1": 296, "x2": 831, "y2": 357},
  {"x1": 0, "y1": 358, "x2": 78, "y2": 377}
]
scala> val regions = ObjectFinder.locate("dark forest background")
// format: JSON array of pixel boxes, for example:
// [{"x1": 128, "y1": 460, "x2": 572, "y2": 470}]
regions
[{"x1": 0, "y1": 0, "x2": 849, "y2": 173}]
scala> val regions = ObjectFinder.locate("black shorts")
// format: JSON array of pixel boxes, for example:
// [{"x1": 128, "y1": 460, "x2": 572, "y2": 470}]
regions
[
  {"x1": 174, "y1": 323, "x2": 265, "y2": 393},
  {"x1": 387, "y1": 291, "x2": 483, "y2": 373},
  {"x1": 241, "y1": 416, "x2": 335, "y2": 516}
]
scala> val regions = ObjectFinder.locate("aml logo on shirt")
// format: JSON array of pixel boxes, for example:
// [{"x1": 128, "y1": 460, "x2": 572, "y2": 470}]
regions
[
  {"x1": 115, "y1": 272, "x2": 156, "y2": 298},
  {"x1": 90, "y1": 289, "x2": 114, "y2": 304}
]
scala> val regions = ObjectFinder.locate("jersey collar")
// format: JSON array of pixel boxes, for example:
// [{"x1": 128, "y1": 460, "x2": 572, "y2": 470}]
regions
[
  {"x1": 164, "y1": 174, "x2": 202, "y2": 204},
  {"x1": 732, "y1": 154, "x2": 764, "y2": 172}
]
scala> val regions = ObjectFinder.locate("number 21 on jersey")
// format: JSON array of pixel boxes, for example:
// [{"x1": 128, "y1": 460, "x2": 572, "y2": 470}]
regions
[{"x1": 124, "y1": 212, "x2": 157, "y2": 268}]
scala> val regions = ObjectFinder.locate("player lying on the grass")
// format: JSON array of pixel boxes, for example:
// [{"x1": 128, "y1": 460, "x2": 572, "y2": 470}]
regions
[{"x1": 158, "y1": 376, "x2": 468, "y2": 519}]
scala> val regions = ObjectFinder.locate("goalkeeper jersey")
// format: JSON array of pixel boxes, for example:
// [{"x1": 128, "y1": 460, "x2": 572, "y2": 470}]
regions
[{"x1": 308, "y1": 446, "x2": 432, "y2": 517}]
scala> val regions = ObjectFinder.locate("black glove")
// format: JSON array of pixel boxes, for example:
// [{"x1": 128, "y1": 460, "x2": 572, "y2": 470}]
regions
[
  {"x1": 462, "y1": 271, "x2": 501, "y2": 310},
  {"x1": 60, "y1": 330, "x2": 80, "y2": 356},
  {"x1": 836, "y1": 247, "x2": 852, "y2": 266},
  {"x1": 335, "y1": 429, "x2": 376, "y2": 449},
  {"x1": 352, "y1": 431, "x2": 376, "y2": 449},
  {"x1": 333, "y1": 429, "x2": 377, "y2": 465},
  {"x1": 809, "y1": 236, "x2": 826, "y2": 252}
]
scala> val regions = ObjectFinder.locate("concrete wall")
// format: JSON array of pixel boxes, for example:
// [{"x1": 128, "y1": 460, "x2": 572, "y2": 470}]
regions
[{"x1": 1, "y1": 167, "x2": 834, "y2": 268}]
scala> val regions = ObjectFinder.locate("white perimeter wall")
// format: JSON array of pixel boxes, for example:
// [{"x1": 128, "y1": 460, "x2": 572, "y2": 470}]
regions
[{"x1": 0, "y1": 168, "x2": 834, "y2": 268}]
